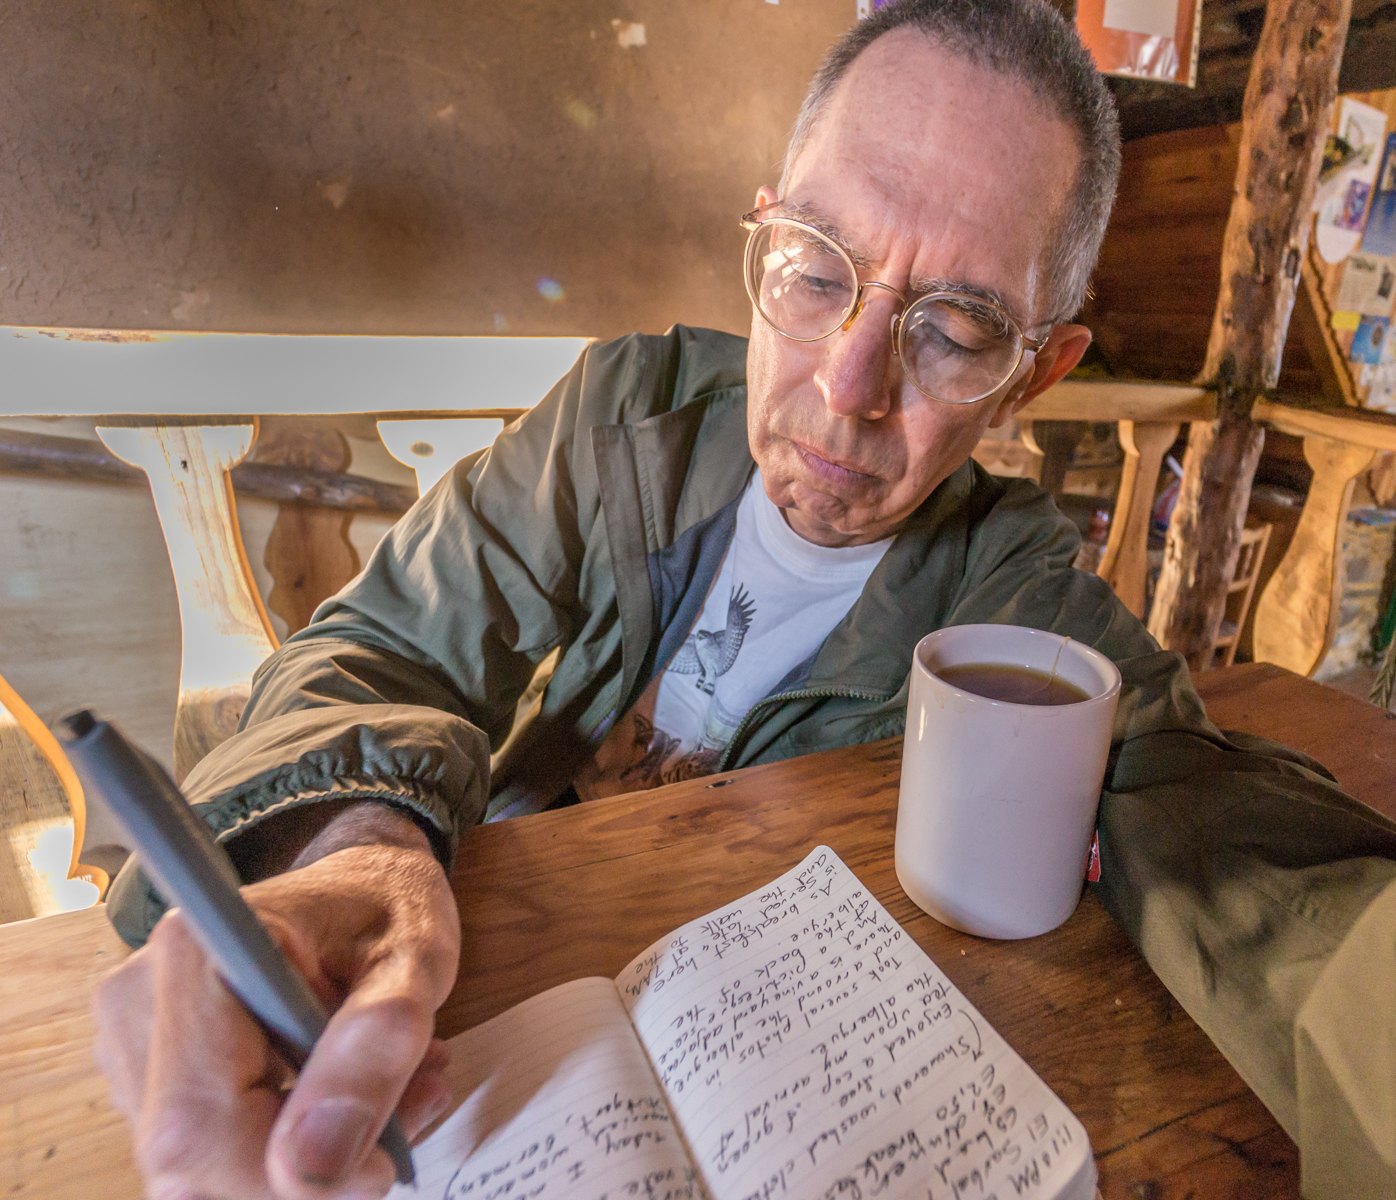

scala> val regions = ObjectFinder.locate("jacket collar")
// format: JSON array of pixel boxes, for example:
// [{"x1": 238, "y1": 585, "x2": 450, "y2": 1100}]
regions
[{"x1": 592, "y1": 386, "x2": 753, "y2": 720}]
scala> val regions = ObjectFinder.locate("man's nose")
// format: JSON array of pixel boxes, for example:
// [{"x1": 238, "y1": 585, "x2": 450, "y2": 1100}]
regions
[{"x1": 812, "y1": 288, "x2": 901, "y2": 421}]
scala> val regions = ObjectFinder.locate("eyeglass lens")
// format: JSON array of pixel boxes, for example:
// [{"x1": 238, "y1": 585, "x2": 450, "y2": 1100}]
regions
[{"x1": 747, "y1": 219, "x2": 1024, "y2": 403}]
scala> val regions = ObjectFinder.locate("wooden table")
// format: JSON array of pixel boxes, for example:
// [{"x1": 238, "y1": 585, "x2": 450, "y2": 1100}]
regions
[{"x1": 3, "y1": 662, "x2": 1393, "y2": 1199}]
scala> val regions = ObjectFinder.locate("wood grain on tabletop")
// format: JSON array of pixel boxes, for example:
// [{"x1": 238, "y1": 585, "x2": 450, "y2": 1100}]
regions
[
  {"x1": 444, "y1": 736, "x2": 1301, "y2": 1200},
  {"x1": 6, "y1": 665, "x2": 1391, "y2": 1199}
]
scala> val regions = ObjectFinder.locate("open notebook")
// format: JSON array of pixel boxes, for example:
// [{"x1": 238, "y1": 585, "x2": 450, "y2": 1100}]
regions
[{"x1": 389, "y1": 846, "x2": 1095, "y2": 1200}]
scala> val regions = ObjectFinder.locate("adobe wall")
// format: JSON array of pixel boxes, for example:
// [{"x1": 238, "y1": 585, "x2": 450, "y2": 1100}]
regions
[{"x1": 0, "y1": 2, "x2": 846, "y2": 338}]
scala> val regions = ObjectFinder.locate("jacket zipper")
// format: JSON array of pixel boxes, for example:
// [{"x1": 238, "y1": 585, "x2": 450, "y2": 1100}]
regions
[{"x1": 717, "y1": 685, "x2": 895, "y2": 772}]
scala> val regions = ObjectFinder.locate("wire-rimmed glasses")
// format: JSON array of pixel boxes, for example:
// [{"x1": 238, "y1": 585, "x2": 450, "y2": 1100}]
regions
[{"x1": 741, "y1": 206, "x2": 1047, "y2": 405}]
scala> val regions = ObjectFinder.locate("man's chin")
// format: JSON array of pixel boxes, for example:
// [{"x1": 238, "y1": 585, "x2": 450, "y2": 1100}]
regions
[{"x1": 766, "y1": 475, "x2": 882, "y2": 545}]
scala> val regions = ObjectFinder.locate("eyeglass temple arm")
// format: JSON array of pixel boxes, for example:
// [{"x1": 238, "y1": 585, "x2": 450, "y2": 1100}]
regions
[{"x1": 739, "y1": 199, "x2": 785, "y2": 231}]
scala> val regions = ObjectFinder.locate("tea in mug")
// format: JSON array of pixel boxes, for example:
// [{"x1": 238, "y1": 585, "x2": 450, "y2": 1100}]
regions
[{"x1": 935, "y1": 663, "x2": 1090, "y2": 706}]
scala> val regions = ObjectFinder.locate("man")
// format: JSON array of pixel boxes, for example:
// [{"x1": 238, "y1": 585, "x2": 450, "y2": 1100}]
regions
[{"x1": 94, "y1": 1, "x2": 1396, "y2": 1197}]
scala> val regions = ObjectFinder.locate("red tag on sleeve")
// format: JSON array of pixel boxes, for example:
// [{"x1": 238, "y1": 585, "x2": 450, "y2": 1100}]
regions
[{"x1": 1085, "y1": 830, "x2": 1101, "y2": 882}]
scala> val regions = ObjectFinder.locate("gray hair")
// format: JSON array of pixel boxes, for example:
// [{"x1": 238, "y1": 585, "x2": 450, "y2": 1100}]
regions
[{"x1": 781, "y1": 0, "x2": 1121, "y2": 325}]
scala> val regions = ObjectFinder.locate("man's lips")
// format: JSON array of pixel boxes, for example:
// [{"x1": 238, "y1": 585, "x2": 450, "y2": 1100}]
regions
[{"x1": 790, "y1": 440, "x2": 878, "y2": 487}]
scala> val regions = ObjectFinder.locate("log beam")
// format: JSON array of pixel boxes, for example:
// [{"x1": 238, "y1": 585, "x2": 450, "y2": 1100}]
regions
[
  {"x1": 1148, "y1": 0, "x2": 1352, "y2": 670},
  {"x1": 0, "y1": 426, "x2": 416, "y2": 515}
]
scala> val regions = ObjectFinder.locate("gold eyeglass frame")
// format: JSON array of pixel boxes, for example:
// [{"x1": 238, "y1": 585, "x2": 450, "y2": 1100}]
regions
[{"x1": 740, "y1": 204, "x2": 1048, "y2": 405}]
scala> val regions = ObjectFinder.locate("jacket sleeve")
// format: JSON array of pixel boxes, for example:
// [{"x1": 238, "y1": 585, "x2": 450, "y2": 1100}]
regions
[
  {"x1": 954, "y1": 475, "x2": 1396, "y2": 1195},
  {"x1": 105, "y1": 335, "x2": 645, "y2": 946}
]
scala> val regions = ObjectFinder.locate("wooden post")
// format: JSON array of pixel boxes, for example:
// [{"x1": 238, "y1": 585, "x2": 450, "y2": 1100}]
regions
[
  {"x1": 1146, "y1": 0, "x2": 1351, "y2": 669},
  {"x1": 1098, "y1": 420, "x2": 1181, "y2": 619}
]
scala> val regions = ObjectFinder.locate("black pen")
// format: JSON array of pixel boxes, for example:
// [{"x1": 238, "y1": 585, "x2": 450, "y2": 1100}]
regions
[{"x1": 57, "y1": 709, "x2": 416, "y2": 1187}]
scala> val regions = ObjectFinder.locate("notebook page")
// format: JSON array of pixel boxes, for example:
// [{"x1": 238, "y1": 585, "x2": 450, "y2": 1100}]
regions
[
  {"x1": 616, "y1": 847, "x2": 1095, "y2": 1200},
  {"x1": 388, "y1": 976, "x2": 703, "y2": 1200}
]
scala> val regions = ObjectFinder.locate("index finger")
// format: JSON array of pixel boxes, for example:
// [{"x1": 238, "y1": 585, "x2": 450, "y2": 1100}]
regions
[{"x1": 136, "y1": 914, "x2": 287, "y2": 1198}]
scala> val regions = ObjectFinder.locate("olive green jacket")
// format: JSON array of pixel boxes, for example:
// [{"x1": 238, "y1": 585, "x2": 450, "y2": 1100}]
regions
[{"x1": 109, "y1": 327, "x2": 1396, "y2": 1196}]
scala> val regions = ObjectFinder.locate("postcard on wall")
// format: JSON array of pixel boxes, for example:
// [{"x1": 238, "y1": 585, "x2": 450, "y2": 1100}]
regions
[
  {"x1": 1315, "y1": 100, "x2": 1388, "y2": 262},
  {"x1": 1339, "y1": 181, "x2": 1374, "y2": 230},
  {"x1": 1350, "y1": 315, "x2": 1390, "y2": 365},
  {"x1": 1335, "y1": 254, "x2": 1396, "y2": 316}
]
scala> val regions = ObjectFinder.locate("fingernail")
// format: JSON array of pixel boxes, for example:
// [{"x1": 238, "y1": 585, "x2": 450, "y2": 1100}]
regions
[{"x1": 289, "y1": 1097, "x2": 375, "y2": 1184}]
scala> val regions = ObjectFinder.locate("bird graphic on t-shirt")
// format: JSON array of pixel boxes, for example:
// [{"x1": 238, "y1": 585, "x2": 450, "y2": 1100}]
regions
[{"x1": 668, "y1": 584, "x2": 756, "y2": 695}]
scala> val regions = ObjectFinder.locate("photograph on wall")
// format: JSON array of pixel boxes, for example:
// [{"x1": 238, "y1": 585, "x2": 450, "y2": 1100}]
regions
[
  {"x1": 1350, "y1": 314, "x2": 1390, "y2": 365},
  {"x1": 1339, "y1": 180, "x2": 1374, "y2": 230}
]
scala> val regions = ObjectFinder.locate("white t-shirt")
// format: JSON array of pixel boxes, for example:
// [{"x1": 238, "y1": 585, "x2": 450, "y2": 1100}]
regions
[{"x1": 576, "y1": 471, "x2": 892, "y2": 799}]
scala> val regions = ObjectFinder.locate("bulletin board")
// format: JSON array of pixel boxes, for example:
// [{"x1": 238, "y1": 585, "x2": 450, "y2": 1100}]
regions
[{"x1": 1304, "y1": 90, "x2": 1396, "y2": 412}]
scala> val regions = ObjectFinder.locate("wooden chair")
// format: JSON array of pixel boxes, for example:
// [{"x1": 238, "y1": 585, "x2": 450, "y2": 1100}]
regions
[
  {"x1": 1207, "y1": 523, "x2": 1273, "y2": 669},
  {"x1": 0, "y1": 671, "x2": 108, "y2": 923},
  {"x1": 1010, "y1": 383, "x2": 1396, "y2": 680}
]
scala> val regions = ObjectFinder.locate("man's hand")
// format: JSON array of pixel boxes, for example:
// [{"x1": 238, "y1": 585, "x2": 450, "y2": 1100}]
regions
[{"x1": 92, "y1": 805, "x2": 461, "y2": 1200}]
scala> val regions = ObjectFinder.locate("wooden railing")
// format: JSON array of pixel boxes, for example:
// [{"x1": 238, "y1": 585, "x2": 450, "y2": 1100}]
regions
[
  {"x1": 1019, "y1": 381, "x2": 1395, "y2": 680},
  {"x1": 1248, "y1": 402, "x2": 1396, "y2": 676},
  {"x1": 1017, "y1": 381, "x2": 1214, "y2": 619}
]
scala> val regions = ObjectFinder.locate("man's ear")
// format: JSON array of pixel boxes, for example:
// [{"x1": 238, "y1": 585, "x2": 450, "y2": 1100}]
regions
[
  {"x1": 754, "y1": 184, "x2": 779, "y2": 209},
  {"x1": 986, "y1": 324, "x2": 1093, "y2": 429}
]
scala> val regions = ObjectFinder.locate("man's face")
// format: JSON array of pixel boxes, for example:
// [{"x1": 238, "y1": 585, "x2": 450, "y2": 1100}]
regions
[{"x1": 747, "y1": 30, "x2": 1091, "y2": 546}]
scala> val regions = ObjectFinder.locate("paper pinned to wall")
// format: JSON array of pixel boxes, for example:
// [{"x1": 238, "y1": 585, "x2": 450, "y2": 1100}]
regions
[
  {"x1": 1076, "y1": 0, "x2": 1199, "y2": 84},
  {"x1": 1335, "y1": 254, "x2": 1396, "y2": 317},
  {"x1": 1367, "y1": 363, "x2": 1396, "y2": 412}
]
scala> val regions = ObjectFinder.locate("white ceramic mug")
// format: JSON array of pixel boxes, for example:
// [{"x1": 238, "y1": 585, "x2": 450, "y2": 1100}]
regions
[{"x1": 895, "y1": 623, "x2": 1122, "y2": 939}]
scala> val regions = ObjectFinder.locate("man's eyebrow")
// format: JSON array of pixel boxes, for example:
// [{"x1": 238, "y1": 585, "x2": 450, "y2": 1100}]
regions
[
  {"x1": 779, "y1": 201, "x2": 876, "y2": 270},
  {"x1": 777, "y1": 201, "x2": 1024, "y2": 323},
  {"x1": 909, "y1": 276, "x2": 1009, "y2": 312}
]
